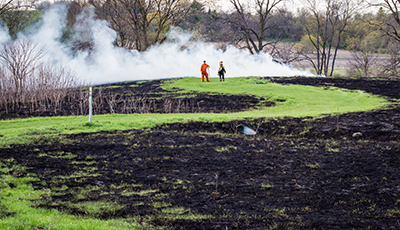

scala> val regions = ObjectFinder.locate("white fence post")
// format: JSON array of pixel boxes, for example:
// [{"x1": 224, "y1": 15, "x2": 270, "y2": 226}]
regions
[{"x1": 89, "y1": 86, "x2": 92, "y2": 123}]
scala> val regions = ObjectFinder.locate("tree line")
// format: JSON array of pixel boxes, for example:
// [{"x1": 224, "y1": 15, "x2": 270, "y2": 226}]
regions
[
  {"x1": 1, "y1": 0, "x2": 400, "y2": 116},
  {"x1": 2, "y1": 0, "x2": 400, "y2": 73}
]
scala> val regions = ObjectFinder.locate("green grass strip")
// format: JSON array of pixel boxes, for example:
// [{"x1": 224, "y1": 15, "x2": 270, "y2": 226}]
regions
[{"x1": 0, "y1": 77, "x2": 390, "y2": 147}]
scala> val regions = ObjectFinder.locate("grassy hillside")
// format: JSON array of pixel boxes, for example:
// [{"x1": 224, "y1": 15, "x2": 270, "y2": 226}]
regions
[
  {"x1": 166, "y1": 77, "x2": 387, "y2": 117},
  {"x1": 0, "y1": 77, "x2": 389, "y2": 147},
  {"x1": 0, "y1": 77, "x2": 394, "y2": 229}
]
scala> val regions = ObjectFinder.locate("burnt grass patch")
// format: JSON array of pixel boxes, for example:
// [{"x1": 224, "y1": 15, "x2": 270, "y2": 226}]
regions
[
  {"x1": 2, "y1": 77, "x2": 400, "y2": 229},
  {"x1": 0, "y1": 79, "x2": 273, "y2": 120},
  {"x1": 269, "y1": 77, "x2": 400, "y2": 101}
]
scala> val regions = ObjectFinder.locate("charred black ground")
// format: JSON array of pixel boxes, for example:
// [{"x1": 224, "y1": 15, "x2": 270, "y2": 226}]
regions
[
  {"x1": 0, "y1": 79, "x2": 273, "y2": 120},
  {"x1": 269, "y1": 77, "x2": 400, "y2": 101},
  {"x1": 2, "y1": 77, "x2": 400, "y2": 229}
]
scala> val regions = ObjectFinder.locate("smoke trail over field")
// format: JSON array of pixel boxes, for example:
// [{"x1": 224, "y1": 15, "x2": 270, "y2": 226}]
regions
[{"x1": 0, "y1": 4, "x2": 312, "y2": 85}]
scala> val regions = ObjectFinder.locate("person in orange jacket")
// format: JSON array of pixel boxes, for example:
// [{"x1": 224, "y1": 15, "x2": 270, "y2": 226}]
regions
[{"x1": 200, "y1": 60, "x2": 210, "y2": 82}]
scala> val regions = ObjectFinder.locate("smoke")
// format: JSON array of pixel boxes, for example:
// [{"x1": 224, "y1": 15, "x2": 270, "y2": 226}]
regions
[
  {"x1": 0, "y1": 22, "x2": 10, "y2": 43},
  {"x1": 0, "y1": 4, "x2": 312, "y2": 85}
]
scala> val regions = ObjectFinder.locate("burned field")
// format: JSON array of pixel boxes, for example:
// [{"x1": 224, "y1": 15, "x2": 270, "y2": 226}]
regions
[
  {"x1": 0, "y1": 79, "x2": 272, "y2": 120},
  {"x1": 2, "y1": 77, "x2": 400, "y2": 229}
]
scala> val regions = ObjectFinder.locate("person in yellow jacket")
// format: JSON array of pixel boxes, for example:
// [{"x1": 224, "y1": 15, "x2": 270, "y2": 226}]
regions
[{"x1": 217, "y1": 61, "x2": 226, "y2": 81}]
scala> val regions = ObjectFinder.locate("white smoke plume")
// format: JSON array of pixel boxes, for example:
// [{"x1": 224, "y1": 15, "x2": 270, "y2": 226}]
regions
[
  {"x1": 0, "y1": 4, "x2": 312, "y2": 85},
  {"x1": 0, "y1": 22, "x2": 10, "y2": 43}
]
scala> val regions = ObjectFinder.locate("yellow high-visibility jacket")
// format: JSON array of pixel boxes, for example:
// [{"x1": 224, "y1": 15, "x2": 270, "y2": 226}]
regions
[{"x1": 218, "y1": 64, "x2": 226, "y2": 73}]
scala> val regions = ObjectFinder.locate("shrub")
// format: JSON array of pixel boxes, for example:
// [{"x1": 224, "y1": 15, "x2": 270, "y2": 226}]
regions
[{"x1": 0, "y1": 39, "x2": 82, "y2": 114}]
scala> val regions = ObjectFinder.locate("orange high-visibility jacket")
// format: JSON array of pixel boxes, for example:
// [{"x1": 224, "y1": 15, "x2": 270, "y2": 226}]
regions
[{"x1": 200, "y1": 63, "x2": 210, "y2": 73}]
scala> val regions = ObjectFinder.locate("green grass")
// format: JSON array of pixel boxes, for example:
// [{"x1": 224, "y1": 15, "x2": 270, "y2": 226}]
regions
[
  {"x1": 0, "y1": 171, "x2": 140, "y2": 230},
  {"x1": 94, "y1": 85, "x2": 122, "y2": 89},
  {"x1": 0, "y1": 77, "x2": 390, "y2": 147},
  {"x1": 67, "y1": 200, "x2": 125, "y2": 217},
  {"x1": 159, "y1": 207, "x2": 213, "y2": 220},
  {"x1": 166, "y1": 77, "x2": 388, "y2": 116},
  {"x1": 0, "y1": 160, "x2": 140, "y2": 229},
  {"x1": 0, "y1": 189, "x2": 140, "y2": 230}
]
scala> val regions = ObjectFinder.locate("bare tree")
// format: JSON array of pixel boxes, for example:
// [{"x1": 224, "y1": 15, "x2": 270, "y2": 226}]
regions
[
  {"x1": 363, "y1": 1, "x2": 400, "y2": 78},
  {"x1": 378, "y1": 40, "x2": 400, "y2": 78},
  {"x1": 0, "y1": 39, "x2": 81, "y2": 114},
  {"x1": 0, "y1": 39, "x2": 43, "y2": 96},
  {"x1": 228, "y1": 0, "x2": 286, "y2": 54},
  {"x1": 367, "y1": 0, "x2": 400, "y2": 42},
  {"x1": 268, "y1": 42, "x2": 303, "y2": 64},
  {"x1": 0, "y1": 0, "x2": 14, "y2": 16},
  {"x1": 302, "y1": 0, "x2": 358, "y2": 76},
  {"x1": 91, "y1": 0, "x2": 193, "y2": 51},
  {"x1": 1, "y1": 0, "x2": 38, "y2": 17},
  {"x1": 348, "y1": 39, "x2": 378, "y2": 78},
  {"x1": 0, "y1": 0, "x2": 47, "y2": 40}
]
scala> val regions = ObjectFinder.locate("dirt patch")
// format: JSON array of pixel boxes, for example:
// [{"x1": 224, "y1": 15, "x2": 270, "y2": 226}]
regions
[{"x1": 2, "y1": 77, "x2": 400, "y2": 229}]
